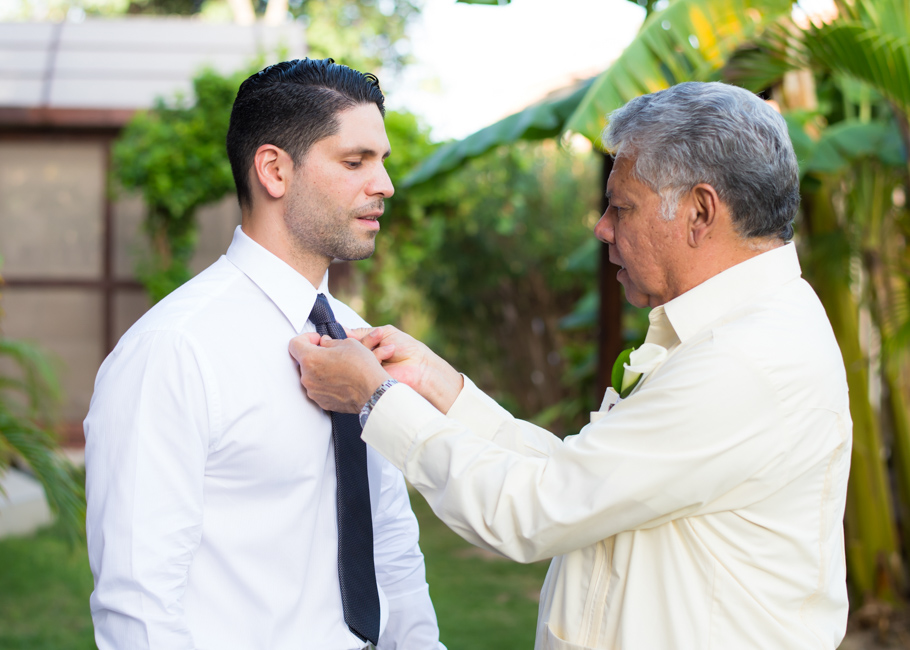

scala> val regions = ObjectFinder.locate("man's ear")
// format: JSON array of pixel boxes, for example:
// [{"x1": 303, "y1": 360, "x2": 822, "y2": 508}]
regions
[
  {"x1": 252, "y1": 144, "x2": 294, "y2": 199},
  {"x1": 687, "y1": 183, "x2": 721, "y2": 247}
]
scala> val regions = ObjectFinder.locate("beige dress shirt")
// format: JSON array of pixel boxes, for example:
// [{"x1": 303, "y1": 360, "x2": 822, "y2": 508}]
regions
[{"x1": 363, "y1": 243, "x2": 851, "y2": 649}]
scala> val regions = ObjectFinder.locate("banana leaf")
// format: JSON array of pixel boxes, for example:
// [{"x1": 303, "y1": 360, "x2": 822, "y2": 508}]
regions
[
  {"x1": 805, "y1": 22, "x2": 910, "y2": 117},
  {"x1": 564, "y1": 0, "x2": 793, "y2": 143},
  {"x1": 402, "y1": 77, "x2": 594, "y2": 187},
  {"x1": 786, "y1": 118, "x2": 907, "y2": 177}
]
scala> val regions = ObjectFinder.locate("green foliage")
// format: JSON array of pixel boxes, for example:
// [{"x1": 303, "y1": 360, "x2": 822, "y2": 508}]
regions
[
  {"x1": 0, "y1": 262, "x2": 84, "y2": 543},
  {"x1": 611, "y1": 347, "x2": 633, "y2": 397},
  {"x1": 113, "y1": 67, "x2": 247, "y2": 302},
  {"x1": 294, "y1": 0, "x2": 421, "y2": 73},
  {"x1": 363, "y1": 113, "x2": 602, "y2": 433},
  {"x1": 564, "y1": 0, "x2": 793, "y2": 144},
  {"x1": 406, "y1": 0, "x2": 792, "y2": 186},
  {"x1": 402, "y1": 78, "x2": 595, "y2": 187}
]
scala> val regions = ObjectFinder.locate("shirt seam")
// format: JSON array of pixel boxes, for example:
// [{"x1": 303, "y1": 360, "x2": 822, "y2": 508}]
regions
[{"x1": 798, "y1": 413, "x2": 849, "y2": 648}]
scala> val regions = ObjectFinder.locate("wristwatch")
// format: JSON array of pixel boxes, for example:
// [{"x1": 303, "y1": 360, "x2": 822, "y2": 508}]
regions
[{"x1": 359, "y1": 378, "x2": 399, "y2": 428}]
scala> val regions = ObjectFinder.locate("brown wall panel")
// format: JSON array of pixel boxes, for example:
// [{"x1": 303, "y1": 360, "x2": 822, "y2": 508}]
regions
[
  {"x1": 0, "y1": 141, "x2": 104, "y2": 278},
  {"x1": 1, "y1": 287, "x2": 103, "y2": 422}
]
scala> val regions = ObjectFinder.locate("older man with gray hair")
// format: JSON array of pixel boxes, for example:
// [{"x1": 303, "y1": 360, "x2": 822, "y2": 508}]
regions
[{"x1": 289, "y1": 81, "x2": 852, "y2": 649}]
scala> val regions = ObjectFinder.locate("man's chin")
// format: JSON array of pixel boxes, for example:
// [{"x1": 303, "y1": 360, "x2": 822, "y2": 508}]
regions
[
  {"x1": 332, "y1": 243, "x2": 377, "y2": 262},
  {"x1": 620, "y1": 282, "x2": 650, "y2": 309}
]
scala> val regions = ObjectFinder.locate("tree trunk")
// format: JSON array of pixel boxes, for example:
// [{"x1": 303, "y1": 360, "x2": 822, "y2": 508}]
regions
[{"x1": 805, "y1": 184, "x2": 901, "y2": 600}]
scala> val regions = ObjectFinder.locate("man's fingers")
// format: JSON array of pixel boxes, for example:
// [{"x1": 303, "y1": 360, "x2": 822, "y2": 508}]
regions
[
  {"x1": 344, "y1": 326, "x2": 374, "y2": 341},
  {"x1": 373, "y1": 344, "x2": 396, "y2": 362},
  {"x1": 288, "y1": 332, "x2": 321, "y2": 363},
  {"x1": 346, "y1": 326, "x2": 394, "y2": 351},
  {"x1": 318, "y1": 335, "x2": 347, "y2": 348}
]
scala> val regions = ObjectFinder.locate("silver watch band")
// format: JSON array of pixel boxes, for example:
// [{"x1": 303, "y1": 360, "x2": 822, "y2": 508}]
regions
[{"x1": 359, "y1": 378, "x2": 399, "y2": 428}]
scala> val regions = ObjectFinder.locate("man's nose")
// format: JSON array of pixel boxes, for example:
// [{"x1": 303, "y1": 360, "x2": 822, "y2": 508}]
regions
[
  {"x1": 594, "y1": 209, "x2": 614, "y2": 245},
  {"x1": 369, "y1": 164, "x2": 394, "y2": 198}
]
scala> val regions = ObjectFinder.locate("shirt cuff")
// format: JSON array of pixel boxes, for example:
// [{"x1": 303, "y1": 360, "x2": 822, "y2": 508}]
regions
[{"x1": 362, "y1": 382, "x2": 448, "y2": 470}]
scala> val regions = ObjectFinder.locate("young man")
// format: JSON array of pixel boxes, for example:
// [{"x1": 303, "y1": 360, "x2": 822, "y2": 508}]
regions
[{"x1": 85, "y1": 59, "x2": 444, "y2": 650}]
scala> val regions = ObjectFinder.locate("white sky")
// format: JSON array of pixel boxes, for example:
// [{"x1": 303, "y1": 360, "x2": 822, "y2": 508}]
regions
[{"x1": 385, "y1": 0, "x2": 647, "y2": 142}]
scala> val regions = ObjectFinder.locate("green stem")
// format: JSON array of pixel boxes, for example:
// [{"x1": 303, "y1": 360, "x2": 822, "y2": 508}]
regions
[{"x1": 805, "y1": 185, "x2": 900, "y2": 600}]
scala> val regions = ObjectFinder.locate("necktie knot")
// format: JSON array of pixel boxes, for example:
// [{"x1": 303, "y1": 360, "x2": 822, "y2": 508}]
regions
[{"x1": 309, "y1": 294, "x2": 346, "y2": 340}]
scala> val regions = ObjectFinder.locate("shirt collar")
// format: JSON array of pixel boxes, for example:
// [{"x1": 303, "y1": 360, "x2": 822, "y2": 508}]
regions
[
  {"x1": 224, "y1": 225, "x2": 330, "y2": 333},
  {"x1": 661, "y1": 242, "x2": 802, "y2": 344}
]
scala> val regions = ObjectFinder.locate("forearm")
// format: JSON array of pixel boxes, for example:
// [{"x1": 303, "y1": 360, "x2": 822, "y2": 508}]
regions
[{"x1": 412, "y1": 353, "x2": 464, "y2": 414}]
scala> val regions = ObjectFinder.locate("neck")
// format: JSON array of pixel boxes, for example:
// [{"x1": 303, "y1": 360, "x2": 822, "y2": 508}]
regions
[
  {"x1": 241, "y1": 211, "x2": 331, "y2": 289},
  {"x1": 665, "y1": 237, "x2": 783, "y2": 306}
]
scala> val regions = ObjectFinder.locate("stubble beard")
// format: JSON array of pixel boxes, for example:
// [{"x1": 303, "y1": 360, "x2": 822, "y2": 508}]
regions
[{"x1": 284, "y1": 193, "x2": 381, "y2": 263}]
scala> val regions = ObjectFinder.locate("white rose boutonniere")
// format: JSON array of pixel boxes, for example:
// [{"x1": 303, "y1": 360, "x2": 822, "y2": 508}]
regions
[{"x1": 611, "y1": 343, "x2": 668, "y2": 399}]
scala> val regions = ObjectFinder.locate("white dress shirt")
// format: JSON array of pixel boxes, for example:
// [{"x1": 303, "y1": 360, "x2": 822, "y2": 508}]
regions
[
  {"x1": 363, "y1": 243, "x2": 851, "y2": 649},
  {"x1": 84, "y1": 226, "x2": 444, "y2": 650}
]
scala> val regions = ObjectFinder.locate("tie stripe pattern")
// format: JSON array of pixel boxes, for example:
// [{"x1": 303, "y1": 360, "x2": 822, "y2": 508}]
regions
[{"x1": 309, "y1": 293, "x2": 380, "y2": 645}]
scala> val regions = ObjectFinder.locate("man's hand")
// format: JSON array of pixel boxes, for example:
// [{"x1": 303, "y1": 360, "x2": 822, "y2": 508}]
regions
[
  {"x1": 288, "y1": 333, "x2": 390, "y2": 414},
  {"x1": 346, "y1": 326, "x2": 464, "y2": 413}
]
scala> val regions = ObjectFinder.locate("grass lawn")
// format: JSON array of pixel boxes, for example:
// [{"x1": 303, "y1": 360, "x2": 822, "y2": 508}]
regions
[
  {"x1": 410, "y1": 490, "x2": 550, "y2": 649},
  {"x1": 0, "y1": 489, "x2": 549, "y2": 650},
  {"x1": 0, "y1": 524, "x2": 96, "y2": 650}
]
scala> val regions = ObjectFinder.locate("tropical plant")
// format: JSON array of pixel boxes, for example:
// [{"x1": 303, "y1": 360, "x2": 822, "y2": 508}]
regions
[
  {"x1": 409, "y1": 0, "x2": 910, "y2": 610},
  {"x1": 785, "y1": 109, "x2": 908, "y2": 601},
  {"x1": 0, "y1": 260, "x2": 84, "y2": 541},
  {"x1": 112, "y1": 67, "x2": 245, "y2": 303},
  {"x1": 359, "y1": 112, "x2": 603, "y2": 434}
]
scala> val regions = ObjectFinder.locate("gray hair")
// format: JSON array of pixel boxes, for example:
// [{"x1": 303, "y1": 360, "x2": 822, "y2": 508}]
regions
[{"x1": 603, "y1": 81, "x2": 798, "y2": 241}]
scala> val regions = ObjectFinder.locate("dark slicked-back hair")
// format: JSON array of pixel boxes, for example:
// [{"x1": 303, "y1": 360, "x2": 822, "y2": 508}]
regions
[{"x1": 226, "y1": 58, "x2": 385, "y2": 209}]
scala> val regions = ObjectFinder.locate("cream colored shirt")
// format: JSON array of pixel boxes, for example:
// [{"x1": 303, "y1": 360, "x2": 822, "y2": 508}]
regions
[{"x1": 363, "y1": 243, "x2": 851, "y2": 649}]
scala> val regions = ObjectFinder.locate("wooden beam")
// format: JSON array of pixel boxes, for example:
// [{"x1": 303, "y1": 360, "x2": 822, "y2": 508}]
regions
[{"x1": 0, "y1": 107, "x2": 135, "y2": 131}]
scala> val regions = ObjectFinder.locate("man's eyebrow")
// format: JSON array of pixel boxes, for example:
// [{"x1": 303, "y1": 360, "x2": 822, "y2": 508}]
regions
[{"x1": 340, "y1": 147, "x2": 392, "y2": 159}]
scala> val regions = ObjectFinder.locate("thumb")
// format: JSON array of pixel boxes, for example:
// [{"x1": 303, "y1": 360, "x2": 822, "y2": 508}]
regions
[
  {"x1": 344, "y1": 326, "x2": 375, "y2": 341},
  {"x1": 288, "y1": 332, "x2": 321, "y2": 363},
  {"x1": 317, "y1": 335, "x2": 347, "y2": 348}
]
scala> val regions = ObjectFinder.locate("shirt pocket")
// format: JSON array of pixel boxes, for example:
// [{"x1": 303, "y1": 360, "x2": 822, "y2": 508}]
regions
[{"x1": 545, "y1": 625, "x2": 597, "y2": 650}]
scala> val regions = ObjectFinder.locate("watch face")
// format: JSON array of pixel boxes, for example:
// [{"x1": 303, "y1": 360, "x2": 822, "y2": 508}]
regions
[{"x1": 359, "y1": 411, "x2": 370, "y2": 429}]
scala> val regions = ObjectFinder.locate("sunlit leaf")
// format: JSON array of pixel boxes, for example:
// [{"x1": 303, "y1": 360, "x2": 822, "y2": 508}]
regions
[
  {"x1": 402, "y1": 78, "x2": 594, "y2": 187},
  {"x1": 565, "y1": 0, "x2": 793, "y2": 143}
]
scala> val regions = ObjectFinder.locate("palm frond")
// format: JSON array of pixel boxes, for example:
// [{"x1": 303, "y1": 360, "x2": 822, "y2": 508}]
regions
[
  {"x1": 0, "y1": 405, "x2": 84, "y2": 541},
  {"x1": 806, "y1": 22, "x2": 910, "y2": 116},
  {"x1": 0, "y1": 337, "x2": 62, "y2": 418},
  {"x1": 722, "y1": 19, "x2": 808, "y2": 91},
  {"x1": 565, "y1": 0, "x2": 793, "y2": 143}
]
